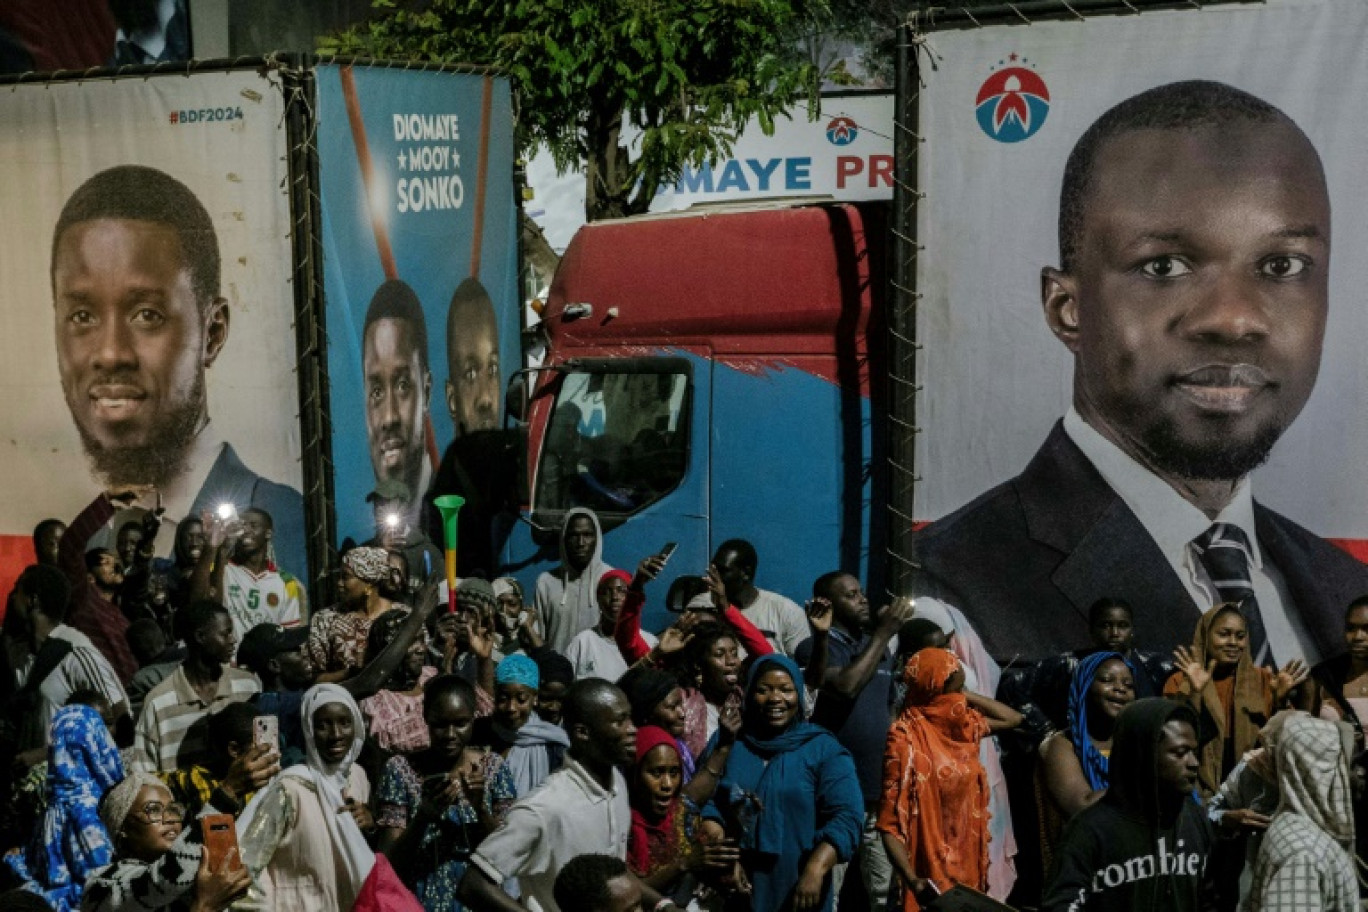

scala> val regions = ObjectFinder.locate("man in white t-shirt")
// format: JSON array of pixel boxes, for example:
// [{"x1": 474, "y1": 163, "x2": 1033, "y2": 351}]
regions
[
  {"x1": 564, "y1": 569, "x2": 657, "y2": 682},
  {"x1": 689, "y1": 538, "x2": 809, "y2": 656},
  {"x1": 199, "y1": 506, "x2": 306, "y2": 645},
  {"x1": 460, "y1": 680, "x2": 640, "y2": 912}
]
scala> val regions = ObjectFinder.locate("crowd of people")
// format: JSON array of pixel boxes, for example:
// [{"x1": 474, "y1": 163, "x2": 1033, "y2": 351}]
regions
[{"x1": 1, "y1": 493, "x2": 1368, "y2": 912}]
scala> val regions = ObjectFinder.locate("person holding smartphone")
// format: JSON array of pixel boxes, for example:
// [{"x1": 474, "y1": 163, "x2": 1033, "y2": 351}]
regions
[
  {"x1": 84, "y1": 771, "x2": 250, "y2": 912},
  {"x1": 374, "y1": 675, "x2": 517, "y2": 912}
]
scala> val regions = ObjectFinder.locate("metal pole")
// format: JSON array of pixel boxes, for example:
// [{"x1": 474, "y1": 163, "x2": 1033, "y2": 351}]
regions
[{"x1": 886, "y1": 20, "x2": 922, "y2": 600}]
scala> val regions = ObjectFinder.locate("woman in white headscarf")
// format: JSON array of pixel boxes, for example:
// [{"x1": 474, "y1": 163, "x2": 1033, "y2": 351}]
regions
[{"x1": 236, "y1": 684, "x2": 377, "y2": 911}]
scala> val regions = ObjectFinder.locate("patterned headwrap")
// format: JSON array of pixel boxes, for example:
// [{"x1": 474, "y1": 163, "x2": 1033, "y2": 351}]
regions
[
  {"x1": 457, "y1": 577, "x2": 497, "y2": 616},
  {"x1": 99, "y1": 772, "x2": 167, "y2": 837},
  {"x1": 343, "y1": 546, "x2": 390, "y2": 583},
  {"x1": 901, "y1": 647, "x2": 961, "y2": 707},
  {"x1": 496, "y1": 653, "x2": 540, "y2": 689},
  {"x1": 492, "y1": 577, "x2": 523, "y2": 604},
  {"x1": 1067, "y1": 651, "x2": 1133, "y2": 792}
]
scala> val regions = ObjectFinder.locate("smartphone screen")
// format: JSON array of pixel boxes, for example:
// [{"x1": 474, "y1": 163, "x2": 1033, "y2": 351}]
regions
[{"x1": 659, "y1": 542, "x2": 678, "y2": 562}]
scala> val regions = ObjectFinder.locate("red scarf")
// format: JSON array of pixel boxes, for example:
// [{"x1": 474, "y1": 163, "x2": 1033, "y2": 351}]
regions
[{"x1": 627, "y1": 725, "x2": 687, "y2": 876}]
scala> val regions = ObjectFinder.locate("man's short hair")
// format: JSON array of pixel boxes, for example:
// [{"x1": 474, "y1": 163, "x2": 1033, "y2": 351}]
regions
[
  {"x1": 811, "y1": 570, "x2": 848, "y2": 601},
  {"x1": 242, "y1": 507, "x2": 273, "y2": 530},
  {"x1": 32, "y1": 519, "x2": 63, "y2": 551},
  {"x1": 446, "y1": 276, "x2": 496, "y2": 347},
  {"x1": 208, "y1": 701, "x2": 258, "y2": 755},
  {"x1": 562, "y1": 678, "x2": 621, "y2": 734},
  {"x1": 1088, "y1": 597, "x2": 1134, "y2": 627},
  {"x1": 16, "y1": 564, "x2": 71, "y2": 623},
  {"x1": 1346, "y1": 595, "x2": 1368, "y2": 617},
  {"x1": 85, "y1": 547, "x2": 116, "y2": 573},
  {"x1": 552, "y1": 854, "x2": 631, "y2": 912},
  {"x1": 125, "y1": 618, "x2": 167, "y2": 666},
  {"x1": 716, "y1": 538, "x2": 758, "y2": 576},
  {"x1": 175, "y1": 599, "x2": 228, "y2": 645},
  {"x1": 65, "y1": 687, "x2": 109, "y2": 711},
  {"x1": 52, "y1": 165, "x2": 221, "y2": 309},
  {"x1": 1058, "y1": 80, "x2": 1289, "y2": 272},
  {"x1": 363, "y1": 278, "x2": 429, "y2": 373}
]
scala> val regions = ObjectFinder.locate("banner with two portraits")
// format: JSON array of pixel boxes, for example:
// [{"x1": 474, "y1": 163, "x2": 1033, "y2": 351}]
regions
[
  {"x1": 0, "y1": 69, "x2": 307, "y2": 596},
  {"x1": 911, "y1": 0, "x2": 1368, "y2": 661},
  {"x1": 315, "y1": 66, "x2": 520, "y2": 572}
]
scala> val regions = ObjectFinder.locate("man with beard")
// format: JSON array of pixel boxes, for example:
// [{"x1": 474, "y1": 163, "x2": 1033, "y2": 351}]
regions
[
  {"x1": 50, "y1": 165, "x2": 306, "y2": 578},
  {"x1": 445, "y1": 276, "x2": 501, "y2": 437},
  {"x1": 363, "y1": 278, "x2": 433, "y2": 530},
  {"x1": 910, "y1": 80, "x2": 1368, "y2": 665}
]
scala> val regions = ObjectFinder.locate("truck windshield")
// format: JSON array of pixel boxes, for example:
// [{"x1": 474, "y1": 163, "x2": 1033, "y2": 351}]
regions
[{"x1": 534, "y1": 364, "x2": 691, "y2": 526}]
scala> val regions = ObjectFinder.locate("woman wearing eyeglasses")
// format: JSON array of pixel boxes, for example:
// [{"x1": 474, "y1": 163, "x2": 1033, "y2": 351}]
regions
[{"x1": 82, "y1": 772, "x2": 249, "y2": 912}]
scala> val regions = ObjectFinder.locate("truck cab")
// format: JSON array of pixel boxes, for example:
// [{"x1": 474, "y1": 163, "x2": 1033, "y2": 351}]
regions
[{"x1": 502, "y1": 200, "x2": 887, "y2": 631}]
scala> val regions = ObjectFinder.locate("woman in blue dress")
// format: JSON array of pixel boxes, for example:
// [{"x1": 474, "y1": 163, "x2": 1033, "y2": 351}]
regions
[{"x1": 700, "y1": 654, "x2": 863, "y2": 912}]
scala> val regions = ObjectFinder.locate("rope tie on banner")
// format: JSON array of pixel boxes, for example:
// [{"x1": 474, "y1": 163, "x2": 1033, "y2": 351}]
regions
[{"x1": 1060, "y1": 0, "x2": 1087, "y2": 21}]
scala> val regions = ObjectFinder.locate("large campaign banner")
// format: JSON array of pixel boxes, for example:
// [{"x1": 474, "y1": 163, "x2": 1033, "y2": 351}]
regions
[
  {"x1": 316, "y1": 65, "x2": 519, "y2": 566},
  {"x1": 0, "y1": 69, "x2": 306, "y2": 597},
  {"x1": 911, "y1": 0, "x2": 1368, "y2": 660}
]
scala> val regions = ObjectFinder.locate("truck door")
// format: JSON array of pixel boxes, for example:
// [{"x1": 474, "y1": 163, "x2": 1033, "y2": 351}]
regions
[{"x1": 515, "y1": 355, "x2": 711, "y2": 621}]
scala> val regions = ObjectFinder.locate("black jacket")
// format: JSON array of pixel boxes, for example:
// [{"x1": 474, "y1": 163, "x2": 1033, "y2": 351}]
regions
[{"x1": 910, "y1": 422, "x2": 1368, "y2": 662}]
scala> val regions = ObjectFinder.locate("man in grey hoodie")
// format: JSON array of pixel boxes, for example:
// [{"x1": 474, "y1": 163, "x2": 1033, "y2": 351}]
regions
[{"x1": 535, "y1": 507, "x2": 614, "y2": 653}]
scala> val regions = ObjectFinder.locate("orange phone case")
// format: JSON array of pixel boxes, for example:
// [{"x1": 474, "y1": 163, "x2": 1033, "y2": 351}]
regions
[{"x1": 202, "y1": 813, "x2": 242, "y2": 872}]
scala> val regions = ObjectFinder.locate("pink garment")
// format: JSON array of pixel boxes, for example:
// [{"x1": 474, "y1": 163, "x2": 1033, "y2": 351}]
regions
[{"x1": 360, "y1": 667, "x2": 439, "y2": 753}]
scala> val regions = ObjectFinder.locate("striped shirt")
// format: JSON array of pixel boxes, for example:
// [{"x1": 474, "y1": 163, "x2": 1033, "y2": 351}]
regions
[
  {"x1": 18, "y1": 625, "x2": 128, "y2": 751},
  {"x1": 132, "y1": 665, "x2": 260, "y2": 772}
]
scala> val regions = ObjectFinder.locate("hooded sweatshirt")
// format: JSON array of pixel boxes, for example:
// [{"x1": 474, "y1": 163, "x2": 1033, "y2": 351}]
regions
[
  {"x1": 1247, "y1": 714, "x2": 1358, "y2": 912},
  {"x1": 534, "y1": 508, "x2": 613, "y2": 653},
  {"x1": 1042, "y1": 698, "x2": 1214, "y2": 912}
]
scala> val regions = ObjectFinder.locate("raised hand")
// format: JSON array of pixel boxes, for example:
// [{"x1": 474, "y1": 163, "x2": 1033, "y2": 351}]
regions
[
  {"x1": 657, "y1": 625, "x2": 694, "y2": 656},
  {"x1": 705, "y1": 564, "x2": 729, "y2": 612},
  {"x1": 717, "y1": 696, "x2": 742, "y2": 744},
  {"x1": 634, "y1": 554, "x2": 666, "y2": 588},
  {"x1": 190, "y1": 847, "x2": 250, "y2": 912},
  {"x1": 877, "y1": 596, "x2": 917, "y2": 636},
  {"x1": 467, "y1": 613, "x2": 494, "y2": 660},
  {"x1": 806, "y1": 597, "x2": 833, "y2": 634},
  {"x1": 1173, "y1": 645, "x2": 1214, "y2": 693},
  {"x1": 1272, "y1": 658, "x2": 1309, "y2": 703}
]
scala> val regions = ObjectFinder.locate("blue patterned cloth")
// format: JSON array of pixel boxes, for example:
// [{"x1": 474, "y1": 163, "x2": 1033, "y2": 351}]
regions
[{"x1": 4, "y1": 704, "x2": 125, "y2": 912}]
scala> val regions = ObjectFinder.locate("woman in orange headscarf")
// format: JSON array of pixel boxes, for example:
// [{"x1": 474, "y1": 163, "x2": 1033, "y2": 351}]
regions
[{"x1": 877, "y1": 647, "x2": 1022, "y2": 911}]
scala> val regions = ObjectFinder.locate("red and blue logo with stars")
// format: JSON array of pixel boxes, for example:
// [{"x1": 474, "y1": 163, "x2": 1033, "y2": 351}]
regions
[{"x1": 975, "y1": 54, "x2": 1049, "y2": 143}]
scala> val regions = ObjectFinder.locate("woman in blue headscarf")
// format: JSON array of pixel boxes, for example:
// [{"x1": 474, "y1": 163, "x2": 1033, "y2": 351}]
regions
[
  {"x1": 469, "y1": 654, "x2": 569, "y2": 797},
  {"x1": 1036, "y1": 651, "x2": 1135, "y2": 867},
  {"x1": 699, "y1": 654, "x2": 863, "y2": 912},
  {"x1": 3, "y1": 703, "x2": 124, "y2": 912}
]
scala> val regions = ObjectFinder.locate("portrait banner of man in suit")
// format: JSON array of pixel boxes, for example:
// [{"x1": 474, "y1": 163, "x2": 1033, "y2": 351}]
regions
[
  {"x1": 0, "y1": 68, "x2": 308, "y2": 591},
  {"x1": 908, "y1": 0, "x2": 1368, "y2": 665}
]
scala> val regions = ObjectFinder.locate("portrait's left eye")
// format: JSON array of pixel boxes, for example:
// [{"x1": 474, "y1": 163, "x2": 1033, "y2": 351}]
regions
[{"x1": 1259, "y1": 255, "x2": 1309, "y2": 278}]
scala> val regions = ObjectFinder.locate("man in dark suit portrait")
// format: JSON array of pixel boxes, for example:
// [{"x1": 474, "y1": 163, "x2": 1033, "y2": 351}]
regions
[
  {"x1": 911, "y1": 80, "x2": 1368, "y2": 665},
  {"x1": 51, "y1": 165, "x2": 306, "y2": 577}
]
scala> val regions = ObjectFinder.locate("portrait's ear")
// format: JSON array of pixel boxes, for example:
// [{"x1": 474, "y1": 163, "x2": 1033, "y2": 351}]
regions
[
  {"x1": 203, "y1": 297, "x2": 230, "y2": 367},
  {"x1": 445, "y1": 378, "x2": 458, "y2": 425},
  {"x1": 423, "y1": 368, "x2": 433, "y2": 412},
  {"x1": 1042, "y1": 267, "x2": 1081, "y2": 353}
]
